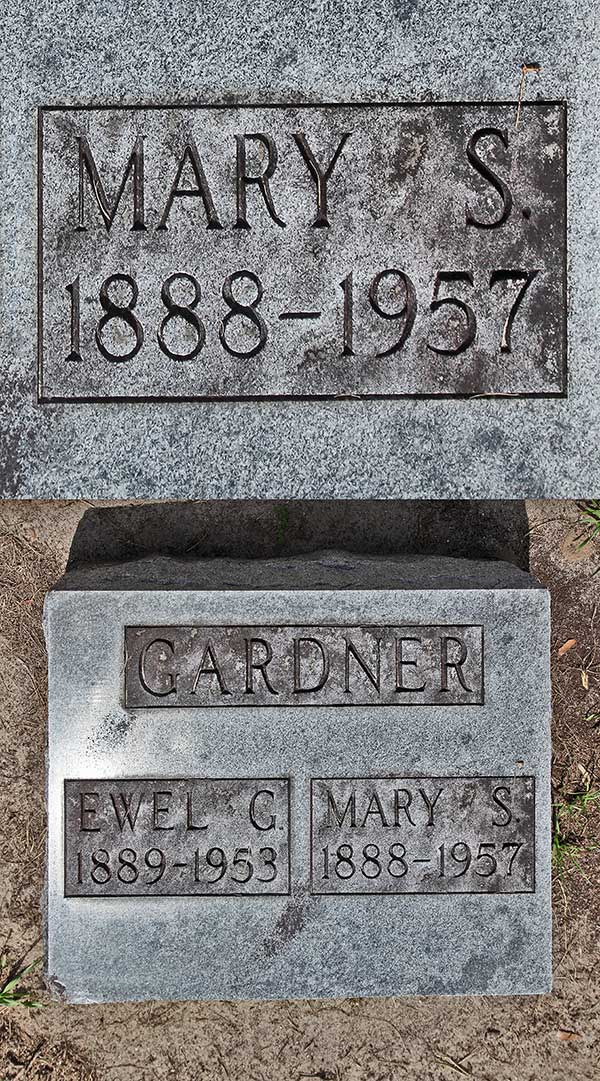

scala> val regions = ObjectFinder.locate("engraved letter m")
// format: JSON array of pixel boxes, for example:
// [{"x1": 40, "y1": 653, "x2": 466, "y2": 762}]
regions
[{"x1": 77, "y1": 135, "x2": 145, "y2": 232}]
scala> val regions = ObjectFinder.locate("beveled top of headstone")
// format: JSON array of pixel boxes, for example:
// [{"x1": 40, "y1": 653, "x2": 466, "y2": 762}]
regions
[
  {"x1": 1, "y1": 0, "x2": 598, "y2": 497},
  {"x1": 53, "y1": 550, "x2": 540, "y2": 592}
]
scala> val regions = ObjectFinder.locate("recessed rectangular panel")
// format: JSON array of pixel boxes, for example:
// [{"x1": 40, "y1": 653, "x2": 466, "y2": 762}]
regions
[
  {"x1": 38, "y1": 102, "x2": 566, "y2": 402},
  {"x1": 310, "y1": 775, "x2": 535, "y2": 894},
  {"x1": 64, "y1": 777, "x2": 290, "y2": 897},
  {"x1": 124, "y1": 623, "x2": 484, "y2": 707}
]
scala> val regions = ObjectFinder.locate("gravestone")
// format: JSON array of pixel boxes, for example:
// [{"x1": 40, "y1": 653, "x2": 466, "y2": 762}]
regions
[
  {"x1": 44, "y1": 551, "x2": 551, "y2": 1002},
  {"x1": 0, "y1": 0, "x2": 598, "y2": 497}
]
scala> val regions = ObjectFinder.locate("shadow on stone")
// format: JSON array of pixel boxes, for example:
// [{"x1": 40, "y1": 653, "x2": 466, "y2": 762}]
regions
[{"x1": 67, "y1": 501, "x2": 530, "y2": 570}]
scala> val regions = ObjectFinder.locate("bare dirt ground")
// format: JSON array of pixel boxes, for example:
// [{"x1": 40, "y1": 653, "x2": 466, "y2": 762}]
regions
[{"x1": 0, "y1": 500, "x2": 598, "y2": 1081}]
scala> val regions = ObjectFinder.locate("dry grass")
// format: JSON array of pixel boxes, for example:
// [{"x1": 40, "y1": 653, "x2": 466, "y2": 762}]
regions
[{"x1": 0, "y1": 1018, "x2": 97, "y2": 1080}]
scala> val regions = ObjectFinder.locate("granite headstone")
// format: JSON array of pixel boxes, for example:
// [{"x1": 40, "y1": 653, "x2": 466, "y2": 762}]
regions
[{"x1": 44, "y1": 551, "x2": 551, "y2": 1001}]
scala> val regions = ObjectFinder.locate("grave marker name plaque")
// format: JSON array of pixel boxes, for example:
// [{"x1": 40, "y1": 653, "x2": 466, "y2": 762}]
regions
[
  {"x1": 62, "y1": 774, "x2": 533, "y2": 898},
  {"x1": 124, "y1": 623, "x2": 484, "y2": 706},
  {"x1": 64, "y1": 777, "x2": 291, "y2": 897},
  {"x1": 310, "y1": 775, "x2": 535, "y2": 895},
  {"x1": 38, "y1": 102, "x2": 566, "y2": 401}
]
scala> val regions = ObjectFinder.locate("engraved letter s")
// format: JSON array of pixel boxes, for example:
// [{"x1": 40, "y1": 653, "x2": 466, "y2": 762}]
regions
[
  {"x1": 492, "y1": 785, "x2": 512, "y2": 827},
  {"x1": 465, "y1": 127, "x2": 513, "y2": 229}
]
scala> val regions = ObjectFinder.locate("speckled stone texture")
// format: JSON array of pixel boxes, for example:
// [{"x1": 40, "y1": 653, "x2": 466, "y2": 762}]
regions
[
  {"x1": 44, "y1": 552, "x2": 552, "y2": 1001},
  {"x1": 0, "y1": 0, "x2": 598, "y2": 497}
]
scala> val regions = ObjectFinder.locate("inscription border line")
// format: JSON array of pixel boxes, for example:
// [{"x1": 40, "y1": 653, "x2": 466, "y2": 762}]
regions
[
  {"x1": 123, "y1": 622, "x2": 485, "y2": 709},
  {"x1": 63, "y1": 775, "x2": 293, "y2": 899},
  {"x1": 309, "y1": 774, "x2": 537, "y2": 897},
  {"x1": 37, "y1": 100, "x2": 568, "y2": 405}
]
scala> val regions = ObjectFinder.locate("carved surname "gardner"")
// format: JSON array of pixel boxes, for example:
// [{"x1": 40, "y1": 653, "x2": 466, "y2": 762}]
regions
[{"x1": 124, "y1": 624, "x2": 484, "y2": 707}]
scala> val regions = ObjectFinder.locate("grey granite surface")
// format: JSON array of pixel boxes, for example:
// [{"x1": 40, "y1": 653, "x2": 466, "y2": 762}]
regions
[
  {"x1": 44, "y1": 553, "x2": 551, "y2": 1001},
  {"x1": 0, "y1": 0, "x2": 598, "y2": 496}
]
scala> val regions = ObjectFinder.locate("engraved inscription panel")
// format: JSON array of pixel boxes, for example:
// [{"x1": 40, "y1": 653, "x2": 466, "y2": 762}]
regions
[
  {"x1": 124, "y1": 624, "x2": 484, "y2": 707},
  {"x1": 64, "y1": 778, "x2": 290, "y2": 897},
  {"x1": 311, "y1": 776, "x2": 535, "y2": 894},
  {"x1": 38, "y1": 103, "x2": 566, "y2": 401}
]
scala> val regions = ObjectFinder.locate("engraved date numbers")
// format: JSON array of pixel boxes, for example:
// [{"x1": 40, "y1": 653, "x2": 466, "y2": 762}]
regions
[
  {"x1": 64, "y1": 266, "x2": 540, "y2": 366},
  {"x1": 319, "y1": 840, "x2": 525, "y2": 887},
  {"x1": 75, "y1": 844, "x2": 280, "y2": 892}
]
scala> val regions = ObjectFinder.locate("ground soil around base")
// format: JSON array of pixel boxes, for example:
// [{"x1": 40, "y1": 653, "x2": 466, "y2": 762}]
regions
[{"x1": 0, "y1": 500, "x2": 598, "y2": 1081}]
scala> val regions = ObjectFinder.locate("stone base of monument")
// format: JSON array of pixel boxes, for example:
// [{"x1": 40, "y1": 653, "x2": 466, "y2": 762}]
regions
[{"x1": 44, "y1": 552, "x2": 551, "y2": 1002}]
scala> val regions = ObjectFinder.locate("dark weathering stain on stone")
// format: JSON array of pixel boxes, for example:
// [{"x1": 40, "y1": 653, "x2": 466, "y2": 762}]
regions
[
  {"x1": 476, "y1": 427, "x2": 509, "y2": 454},
  {"x1": 392, "y1": 0, "x2": 419, "y2": 22},
  {"x1": 0, "y1": 424, "x2": 24, "y2": 497},
  {"x1": 458, "y1": 783, "x2": 477, "y2": 811},
  {"x1": 91, "y1": 709, "x2": 134, "y2": 750},
  {"x1": 262, "y1": 887, "x2": 321, "y2": 959},
  {"x1": 459, "y1": 928, "x2": 528, "y2": 989},
  {"x1": 390, "y1": 131, "x2": 429, "y2": 185}
]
